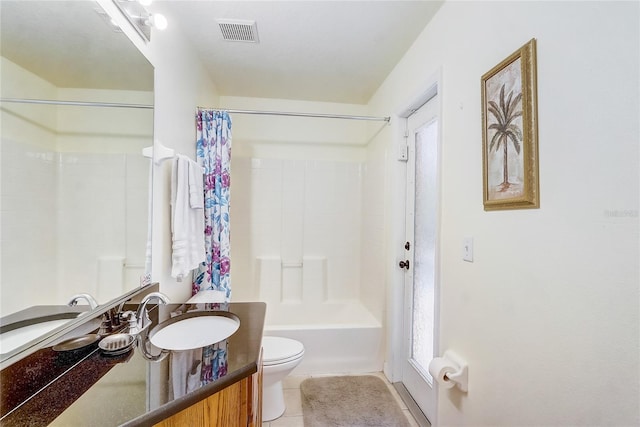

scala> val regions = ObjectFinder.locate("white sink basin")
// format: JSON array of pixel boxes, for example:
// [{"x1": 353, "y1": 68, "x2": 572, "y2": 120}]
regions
[
  {"x1": 149, "y1": 312, "x2": 240, "y2": 351},
  {"x1": 0, "y1": 314, "x2": 81, "y2": 355}
]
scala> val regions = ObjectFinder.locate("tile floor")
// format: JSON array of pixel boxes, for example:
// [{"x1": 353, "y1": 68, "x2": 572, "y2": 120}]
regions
[{"x1": 262, "y1": 372, "x2": 420, "y2": 427}]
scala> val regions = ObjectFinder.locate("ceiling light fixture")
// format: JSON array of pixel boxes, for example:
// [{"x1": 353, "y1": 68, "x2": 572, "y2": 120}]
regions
[
  {"x1": 94, "y1": 7, "x2": 123, "y2": 33},
  {"x1": 147, "y1": 13, "x2": 167, "y2": 31},
  {"x1": 112, "y1": 0, "x2": 167, "y2": 42}
]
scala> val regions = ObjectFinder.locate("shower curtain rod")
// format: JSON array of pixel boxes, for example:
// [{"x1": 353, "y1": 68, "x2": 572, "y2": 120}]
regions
[
  {"x1": 209, "y1": 107, "x2": 391, "y2": 122},
  {"x1": 0, "y1": 98, "x2": 154, "y2": 109},
  {"x1": 1, "y1": 98, "x2": 390, "y2": 121}
]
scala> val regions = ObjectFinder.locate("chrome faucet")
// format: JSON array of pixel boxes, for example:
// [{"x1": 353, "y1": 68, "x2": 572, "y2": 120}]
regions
[
  {"x1": 133, "y1": 292, "x2": 170, "y2": 334},
  {"x1": 67, "y1": 293, "x2": 99, "y2": 310}
]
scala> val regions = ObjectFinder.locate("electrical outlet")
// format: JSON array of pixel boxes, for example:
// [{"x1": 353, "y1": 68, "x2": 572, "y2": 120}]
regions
[
  {"x1": 463, "y1": 237, "x2": 474, "y2": 262},
  {"x1": 140, "y1": 273, "x2": 151, "y2": 286}
]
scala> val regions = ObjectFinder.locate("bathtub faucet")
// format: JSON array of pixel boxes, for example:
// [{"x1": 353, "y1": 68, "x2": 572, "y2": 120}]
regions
[{"x1": 67, "y1": 293, "x2": 99, "y2": 310}]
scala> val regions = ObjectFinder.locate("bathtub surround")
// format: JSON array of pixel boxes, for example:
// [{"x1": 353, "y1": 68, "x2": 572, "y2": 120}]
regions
[
  {"x1": 9, "y1": 144, "x2": 144, "y2": 302},
  {"x1": 1, "y1": 55, "x2": 153, "y2": 314},
  {"x1": 256, "y1": 256, "x2": 327, "y2": 306},
  {"x1": 96, "y1": 256, "x2": 126, "y2": 303},
  {"x1": 231, "y1": 157, "x2": 364, "y2": 304},
  {"x1": 231, "y1": 152, "x2": 384, "y2": 374},
  {"x1": 300, "y1": 375, "x2": 411, "y2": 427}
]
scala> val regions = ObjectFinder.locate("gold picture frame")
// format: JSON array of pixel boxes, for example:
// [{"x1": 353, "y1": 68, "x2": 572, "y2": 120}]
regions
[{"x1": 482, "y1": 38, "x2": 539, "y2": 211}]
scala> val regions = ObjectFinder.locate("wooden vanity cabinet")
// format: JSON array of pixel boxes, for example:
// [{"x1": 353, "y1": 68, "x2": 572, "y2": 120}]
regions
[{"x1": 154, "y1": 352, "x2": 263, "y2": 427}]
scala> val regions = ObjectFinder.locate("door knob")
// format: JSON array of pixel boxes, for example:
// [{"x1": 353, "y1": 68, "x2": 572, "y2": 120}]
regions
[{"x1": 399, "y1": 260, "x2": 410, "y2": 270}]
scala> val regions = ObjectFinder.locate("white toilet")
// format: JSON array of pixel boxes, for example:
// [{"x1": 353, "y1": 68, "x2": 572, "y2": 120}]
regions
[{"x1": 261, "y1": 336, "x2": 305, "y2": 421}]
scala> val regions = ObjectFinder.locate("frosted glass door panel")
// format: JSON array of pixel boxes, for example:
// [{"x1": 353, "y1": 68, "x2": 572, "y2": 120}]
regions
[{"x1": 411, "y1": 120, "x2": 438, "y2": 382}]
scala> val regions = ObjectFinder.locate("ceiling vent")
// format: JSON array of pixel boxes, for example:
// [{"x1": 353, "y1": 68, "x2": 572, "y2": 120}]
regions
[{"x1": 217, "y1": 19, "x2": 259, "y2": 43}]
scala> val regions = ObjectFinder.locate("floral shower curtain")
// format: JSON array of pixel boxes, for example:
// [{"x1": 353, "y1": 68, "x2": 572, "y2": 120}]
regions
[
  {"x1": 192, "y1": 109, "x2": 232, "y2": 300},
  {"x1": 192, "y1": 109, "x2": 232, "y2": 385}
]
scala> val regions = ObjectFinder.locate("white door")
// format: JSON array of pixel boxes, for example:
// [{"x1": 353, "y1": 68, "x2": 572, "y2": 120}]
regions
[{"x1": 400, "y1": 96, "x2": 440, "y2": 424}]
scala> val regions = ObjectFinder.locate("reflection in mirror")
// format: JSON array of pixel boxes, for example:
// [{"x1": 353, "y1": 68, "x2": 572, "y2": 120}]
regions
[{"x1": 0, "y1": 1, "x2": 154, "y2": 320}]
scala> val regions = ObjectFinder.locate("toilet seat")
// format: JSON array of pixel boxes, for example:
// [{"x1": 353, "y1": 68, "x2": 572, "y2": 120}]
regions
[{"x1": 262, "y1": 336, "x2": 304, "y2": 366}]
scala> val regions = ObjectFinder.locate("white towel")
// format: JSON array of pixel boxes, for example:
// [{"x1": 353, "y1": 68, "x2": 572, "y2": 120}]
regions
[
  {"x1": 171, "y1": 154, "x2": 205, "y2": 281},
  {"x1": 170, "y1": 349, "x2": 202, "y2": 399},
  {"x1": 189, "y1": 160, "x2": 204, "y2": 209}
]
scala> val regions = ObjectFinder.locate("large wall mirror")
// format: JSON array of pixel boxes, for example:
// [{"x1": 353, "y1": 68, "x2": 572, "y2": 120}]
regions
[{"x1": 1, "y1": 1, "x2": 154, "y2": 320}]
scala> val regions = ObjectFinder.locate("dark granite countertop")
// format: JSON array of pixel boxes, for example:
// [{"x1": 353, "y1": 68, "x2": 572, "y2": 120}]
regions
[{"x1": 0, "y1": 302, "x2": 266, "y2": 427}]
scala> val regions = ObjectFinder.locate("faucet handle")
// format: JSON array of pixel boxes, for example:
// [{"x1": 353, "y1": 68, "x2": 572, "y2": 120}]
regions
[
  {"x1": 97, "y1": 312, "x2": 113, "y2": 335},
  {"x1": 121, "y1": 311, "x2": 142, "y2": 335}
]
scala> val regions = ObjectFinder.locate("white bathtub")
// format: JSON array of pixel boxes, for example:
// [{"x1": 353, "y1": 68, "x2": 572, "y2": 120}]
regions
[{"x1": 261, "y1": 301, "x2": 384, "y2": 375}]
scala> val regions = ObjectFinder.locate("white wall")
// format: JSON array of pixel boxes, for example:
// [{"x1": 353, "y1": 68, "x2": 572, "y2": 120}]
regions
[
  {"x1": 360, "y1": 125, "x2": 389, "y2": 323},
  {"x1": 146, "y1": 3, "x2": 221, "y2": 302},
  {"x1": 368, "y1": 1, "x2": 639, "y2": 425},
  {"x1": 221, "y1": 96, "x2": 370, "y2": 154}
]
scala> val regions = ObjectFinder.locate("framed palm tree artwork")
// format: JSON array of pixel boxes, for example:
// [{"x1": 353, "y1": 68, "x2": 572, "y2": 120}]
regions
[{"x1": 481, "y1": 38, "x2": 539, "y2": 211}]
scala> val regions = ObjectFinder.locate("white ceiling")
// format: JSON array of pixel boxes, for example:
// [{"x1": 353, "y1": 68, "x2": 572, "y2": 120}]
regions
[
  {"x1": 155, "y1": 1, "x2": 443, "y2": 104},
  {"x1": 0, "y1": 1, "x2": 154, "y2": 92},
  {"x1": 1, "y1": 1, "x2": 442, "y2": 105}
]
